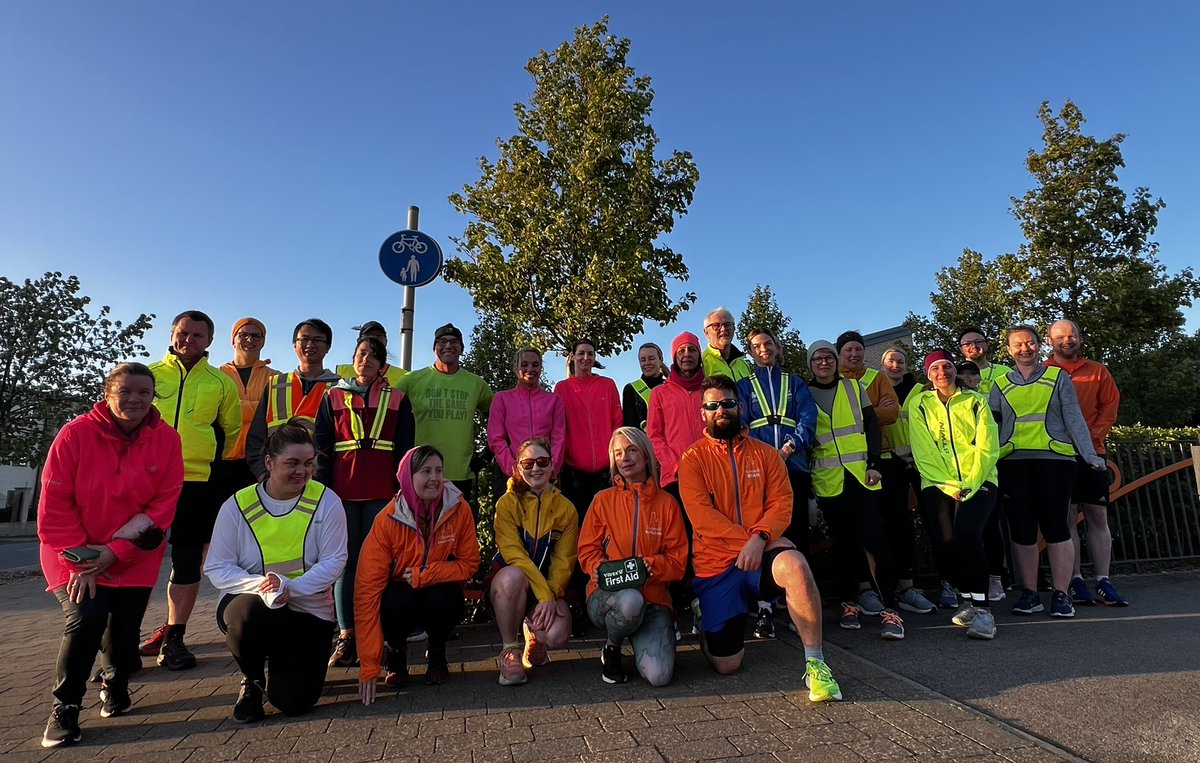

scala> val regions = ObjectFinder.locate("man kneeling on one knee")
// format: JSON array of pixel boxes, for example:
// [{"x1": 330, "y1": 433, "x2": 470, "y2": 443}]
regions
[{"x1": 677, "y1": 375, "x2": 842, "y2": 702}]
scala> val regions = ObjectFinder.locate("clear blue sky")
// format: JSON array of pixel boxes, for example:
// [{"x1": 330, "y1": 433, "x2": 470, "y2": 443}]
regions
[{"x1": 3, "y1": 3, "x2": 1197, "y2": 386}]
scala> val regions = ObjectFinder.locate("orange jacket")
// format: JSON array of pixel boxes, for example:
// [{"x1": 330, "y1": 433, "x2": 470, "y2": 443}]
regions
[
  {"x1": 841, "y1": 367, "x2": 900, "y2": 449},
  {"x1": 577, "y1": 478, "x2": 688, "y2": 609},
  {"x1": 353, "y1": 486, "x2": 480, "y2": 682},
  {"x1": 1044, "y1": 356, "x2": 1120, "y2": 454},
  {"x1": 677, "y1": 428, "x2": 793, "y2": 578},
  {"x1": 219, "y1": 359, "x2": 278, "y2": 460}
]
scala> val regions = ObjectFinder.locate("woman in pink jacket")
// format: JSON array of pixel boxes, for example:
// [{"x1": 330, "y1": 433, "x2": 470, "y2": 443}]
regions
[
  {"x1": 487, "y1": 348, "x2": 566, "y2": 493},
  {"x1": 553, "y1": 339, "x2": 622, "y2": 518},
  {"x1": 37, "y1": 363, "x2": 184, "y2": 748}
]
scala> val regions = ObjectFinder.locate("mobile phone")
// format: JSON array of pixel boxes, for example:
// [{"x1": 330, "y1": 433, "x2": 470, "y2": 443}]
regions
[{"x1": 61, "y1": 546, "x2": 100, "y2": 564}]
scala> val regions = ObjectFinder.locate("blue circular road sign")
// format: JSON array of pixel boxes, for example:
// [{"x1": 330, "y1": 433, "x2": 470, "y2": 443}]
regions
[{"x1": 379, "y1": 229, "x2": 443, "y2": 287}]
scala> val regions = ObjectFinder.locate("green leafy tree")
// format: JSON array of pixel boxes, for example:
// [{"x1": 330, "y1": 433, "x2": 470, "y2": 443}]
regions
[
  {"x1": 738, "y1": 284, "x2": 808, "y2": 374},
  {"x1": 446, "y1": 17, "x2": 699, "y2": 357},
  {"x1": 0, "y1": 272, "x2": 154, "y2": 466}
]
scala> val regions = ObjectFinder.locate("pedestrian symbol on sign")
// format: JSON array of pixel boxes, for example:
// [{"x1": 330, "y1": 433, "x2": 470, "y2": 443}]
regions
[{"x1": 379, "y1": 229, "x2": 442, "y2": 288}]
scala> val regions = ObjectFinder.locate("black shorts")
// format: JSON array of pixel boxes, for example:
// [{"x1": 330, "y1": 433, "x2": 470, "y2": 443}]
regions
[
  {"x1": 168, "y1": 480, "x2": 222, "y2": 548},
  {"x1": 1072, "y1": 455, "x2": 1110, "y2": 506}
]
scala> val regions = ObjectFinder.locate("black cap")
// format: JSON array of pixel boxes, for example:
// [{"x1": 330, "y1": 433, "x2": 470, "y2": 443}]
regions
[
  {"x1": 434, "y1": 323, "x2": 463, "y2": 343},
  {"x1": 956, "y1": 360, "x2": 980, "y2": 375},
  {"x1": 353, "y1": 321, "x2": 386, "y2": 338}
]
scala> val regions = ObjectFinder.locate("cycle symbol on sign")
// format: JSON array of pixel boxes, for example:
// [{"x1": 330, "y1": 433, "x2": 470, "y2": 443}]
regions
[{"x1": 392, "y1": 234, "x2": 428, "y2": 254}]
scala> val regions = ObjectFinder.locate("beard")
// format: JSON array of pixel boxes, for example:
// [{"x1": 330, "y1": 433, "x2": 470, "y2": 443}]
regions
[{"x1": 707, "y1": 415, "x2": 740, "y2": 440}]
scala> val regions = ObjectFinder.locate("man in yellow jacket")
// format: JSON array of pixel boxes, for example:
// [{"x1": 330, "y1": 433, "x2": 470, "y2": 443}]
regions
[{"x1": 141, "y1": 310, "x2": 242, "y2": 670}]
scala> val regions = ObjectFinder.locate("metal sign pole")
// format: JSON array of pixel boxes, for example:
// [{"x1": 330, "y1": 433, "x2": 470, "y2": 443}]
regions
[{"x1": 400, "y1": 205, "x2": 418, "y2": 371}]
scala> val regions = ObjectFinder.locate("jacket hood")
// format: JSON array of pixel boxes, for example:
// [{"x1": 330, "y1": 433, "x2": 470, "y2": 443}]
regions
[
  {"x1": 85, "y1": 400, "x2": 164, "y2": 442},
  {"x1": 389, "y1": 480, "x2": 465, "y2": 529},
  {"x1": 611, "y1": 475, "x2": 660, "y2": 498}
]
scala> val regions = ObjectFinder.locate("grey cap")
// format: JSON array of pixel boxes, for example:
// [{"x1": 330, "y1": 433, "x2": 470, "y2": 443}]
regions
[{"x1": 807, "y1": 340, "x2": 837, "y2": 368}]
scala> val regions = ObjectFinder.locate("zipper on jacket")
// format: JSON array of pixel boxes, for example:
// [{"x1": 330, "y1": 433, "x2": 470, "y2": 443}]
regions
[
  {"x1": 631, "y1": 491, "x2": 640, "y2": 557},
  {"x1": 173, "y1": 360, "x2": 188, "y2": 430},
  {"x1": 726, "y1": 440, "x2": 743, "y2": 524},
  {"x1": 944, "y1": 397, "x2": 965, "y2": 483}
]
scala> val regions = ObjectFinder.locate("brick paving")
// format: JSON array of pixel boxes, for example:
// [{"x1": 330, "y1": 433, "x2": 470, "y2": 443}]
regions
[{"x1": 0, "y1": 571, "x2": 1072, "y2": 763}]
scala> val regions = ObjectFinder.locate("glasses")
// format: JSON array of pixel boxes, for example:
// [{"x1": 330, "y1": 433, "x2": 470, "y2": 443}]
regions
[
  {"x1": 435, "y1": 338, "x2": 462, "y2": 348},
  {"x1": 235, "y1": 332, "x2": 264, "y2": 341},
  {"x1": 519, "y1": 456, "x2": 551, "y2": 469},
  {"x1": 296, "y1": 337, "x2": 327, "y2": 346},
  {"x1": 811, "y1": 356, "x2": 836, "y2": 365},
  {"x1": 701, "y1": 399, "x2": 740, "y2": 411},
  {"x1": 705, "y1": 321, "x2": 734, "y2": 331},
  {"x1": 960, "y1": 340, "x2": 986, "y2": 348}
]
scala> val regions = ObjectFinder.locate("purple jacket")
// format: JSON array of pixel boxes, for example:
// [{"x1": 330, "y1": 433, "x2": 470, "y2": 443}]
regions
[{"x1": 487, "y1": 386, "x2": 567, "y2": 478}]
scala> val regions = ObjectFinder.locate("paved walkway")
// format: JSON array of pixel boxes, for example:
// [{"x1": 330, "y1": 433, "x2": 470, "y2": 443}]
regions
[{"x1": 0, "y1": 568, "x2": 1073, "y2": 763}]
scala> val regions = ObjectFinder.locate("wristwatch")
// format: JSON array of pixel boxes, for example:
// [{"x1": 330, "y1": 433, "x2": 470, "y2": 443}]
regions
[{"x1": 757, "y1": 530, "x2": 770, "y2": 542}]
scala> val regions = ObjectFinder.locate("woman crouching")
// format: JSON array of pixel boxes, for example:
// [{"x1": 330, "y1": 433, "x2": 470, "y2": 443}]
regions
[
  {"x1": 204, "y1": 423, "x2": 348, "y2": 723},
  {"x1": 578, "y1": 427, "x2": 688, "y2": 685},
  {"x1": 354, "y1": 445, "x2": 480, "y2": 704}
]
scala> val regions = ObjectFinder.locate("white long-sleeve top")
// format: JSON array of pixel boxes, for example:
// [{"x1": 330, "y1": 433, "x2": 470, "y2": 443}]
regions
[{"x1": 204, "y1": 481, "x2": 348, "y2": 622}]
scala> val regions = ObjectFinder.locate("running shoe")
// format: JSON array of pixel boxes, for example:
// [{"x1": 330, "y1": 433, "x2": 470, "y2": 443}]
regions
[
  {"x1": 497, "y1": 647, "x2": 527, "y2": 686},
  {"x1": 406, "y1": 630, "x2": 428, "y2": 643},
  {"x1": 895, "y1": 586, "x2": 936, "y2": 614},
  {"x1": 951, "y1": 603, "x2": 978, "y2": 627},
  {"x1": 987, "y1": 576, "x2": 1006, "y2": 602},
  {"x1": 967, "y1": 609, "x2": 997, "y2": 640},
  {"x1": 1069, "y1": 576, "x2": 1097, "y2": 605},
  {"x1": 1095, "y1": 578, "x2": 1129, "y2": 607},
  {"x1": 232, "y1": 678, "x2": 264, "y2": 723},
  {"x1": 139, "y1": 623, "x2": 168, "y2": 656},
  {"x1": 424, "y1": 661, "x2": 450, "y2": 686},
  {"x1": 157, "y1": 631, "x2": 197, "y2": 671},
  {"x1": 690, "y1": 598, "x2": 702, "y2": 635},
  {"x1": 41, "y1": 705, "x2": 81, "y2": 748},
  {"x1": 805, "y1": 658, "x2": 843, "y2": 702},
  {"x1": 938, "y1": 580, "x2": 959, "y2": 609},
  {"x1": 1049, "y1": 590, "x2": 1075, "y2": 618},
  {"x1": 522, "y1": 620, "x2": 549, "y2": 669},
  {"x1": 754, "y1": 606, "x2": 776, "y2": 639},
  {"x1": 857, "y1": 589, "x2": 885, "y2": 616},
  {"x1": 880, "y1": 609, "x2": 905, "y2": 640},
  {"x1": 99, "y1": 684, "x2": 131, "y2": 718},
  {"x1": 1011, "y1": 589, "x2": 1043, "y2": 615},
  {"x1": 839, "y1": 602, "x2": 862, "y2": 630},
  {"x1": 328, "y1": 634, "x2": 357, "y2": 667},
  {"x1": 601, "y1": 644, "x2": 627, "y2": 684}
]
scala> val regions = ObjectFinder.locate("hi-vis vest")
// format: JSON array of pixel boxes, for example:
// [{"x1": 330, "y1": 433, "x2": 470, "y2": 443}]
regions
[
  {"x1": 631, "y1": 378, "x2": 652, "y2": 430},
  {"x1": 812, "y1": 379, "x2": 880, "y2": 498},
  {"x1": 336, "y1": 363, "x2": 406, "y2": 387},
  {"x1": 235, "y1": 481, "x2": 325, "y2": 580},
  {"x1": 265, "y1": 372, "x2": 330, "y2": 431},
  {"x1": 995, "y1": 366, "x2": 1076, "y2": 458},
  {"x1": 883, "y1": 385, "x2": 921, "y2": 459},
  {"x1": 330, "y1": 383, "x2": 403, "y2": 454},
  {"x1": 747, "y1": 370, "x2": 796, "y2": 430}
]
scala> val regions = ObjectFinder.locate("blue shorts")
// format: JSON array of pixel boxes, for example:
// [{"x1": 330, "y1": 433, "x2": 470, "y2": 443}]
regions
[{"x1": 692, "y1": 548, "x2": 786, "y2": 633}]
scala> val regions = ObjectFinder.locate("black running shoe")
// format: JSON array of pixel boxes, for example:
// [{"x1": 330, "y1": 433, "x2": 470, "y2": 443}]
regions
[
  {"x1": 601, "y1": 644, "x2": 627, "y2": 684},
  {"x1": 157, "y1": 632, "x2": 197, "y2": 671},
  {"x1": 99, "y1": 684, "x2": 131, "y2": 718},
  {"x1": 754, "y1": 607, "x2": 776, "y2": 639},
  {"x1": 41, "y1": 704, "x2": 81, "y2": 748},
  {"x1": 232, "y1": 678, "x2": 265, "y2": 723}
]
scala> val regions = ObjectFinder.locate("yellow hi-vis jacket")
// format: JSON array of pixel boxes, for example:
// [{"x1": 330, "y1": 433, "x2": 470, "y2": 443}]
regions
[
  {"x1": 150, "y1": 351, "x2": 242, "y2": 482},
  {"x1": 907, "y1": 388, "x2": 999, "y2": 498},
  {"x1": 812, "y1": 379, "x2": 880, "y2": 498}
]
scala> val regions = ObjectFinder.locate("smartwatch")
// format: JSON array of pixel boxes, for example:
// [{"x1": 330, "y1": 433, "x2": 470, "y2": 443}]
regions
[{"x1": 756, "y1": 531, "x2": 769, "y2": 542}]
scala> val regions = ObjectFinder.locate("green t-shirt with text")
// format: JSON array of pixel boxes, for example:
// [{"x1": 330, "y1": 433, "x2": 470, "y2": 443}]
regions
[{"x1": 396, "y1": 367, "x2": 494, "y2": 480}]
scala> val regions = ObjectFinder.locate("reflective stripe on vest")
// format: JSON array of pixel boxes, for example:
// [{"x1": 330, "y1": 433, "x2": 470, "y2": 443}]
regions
[
  {"x1": 995, "y1": 366, "x2": 1076, "y2": 458},
  {"x1": 883, "y1": 385, "x2": 920, "y2": 458},
  {"x1": 747, "y1": 371, "x2": 797, "y2": 430},
  {"x1": 266, "y1": 372, "x2": 329, "y2": 430},
  {"x1": 811, "y1": 379, "x2": 880, "y2": 498},
  {"x1": 632, "y1": 378, "x2": 652, "y2": 430},
  {"x1": 234, "y1": 480, "x2": 325, "y2": 580},
  {"x1": 331, "y1": 384, "x2": 400, "y2": 453}
]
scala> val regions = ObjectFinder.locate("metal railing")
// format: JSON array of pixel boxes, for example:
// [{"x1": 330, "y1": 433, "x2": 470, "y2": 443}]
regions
[{"x1": 1104, "y1": 440, "x2": 1200, "y2": 568}]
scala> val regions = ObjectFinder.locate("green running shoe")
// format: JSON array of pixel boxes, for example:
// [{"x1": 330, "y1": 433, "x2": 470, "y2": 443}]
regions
[{"x1": 805, "y1": 658, "x2": 843, "y2": 702}]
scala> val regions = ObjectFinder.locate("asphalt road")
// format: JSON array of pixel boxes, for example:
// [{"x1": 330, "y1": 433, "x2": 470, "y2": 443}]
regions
[
  {"x1": 0, "y1": 539, "x2": 38, "y2": 571},
  {"x1": 824, "y1": 571, "x2": 1200, "y2": 763}
]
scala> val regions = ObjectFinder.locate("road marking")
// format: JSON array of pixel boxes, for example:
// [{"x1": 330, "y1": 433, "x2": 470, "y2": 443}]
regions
[{"x1": 920, "y1": 612, "x2": 1200, "y2": 630}]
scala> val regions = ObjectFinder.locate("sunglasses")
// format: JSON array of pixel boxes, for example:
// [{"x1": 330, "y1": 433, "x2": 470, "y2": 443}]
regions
[
  {"x1": 701, "y1": 399, "x2": 740, "y2": 411},
  {"x1": 519, "y1": 456, "x2": 551, "y2": 469}
]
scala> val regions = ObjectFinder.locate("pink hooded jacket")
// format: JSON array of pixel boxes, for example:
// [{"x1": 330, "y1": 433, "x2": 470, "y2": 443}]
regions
[
  {"x1": 487, "y1": 386, "x2": 567, "y2": 477},
  {"x1": 38, "y1": 402, "x2": 184, "y2": 591},
  {"x1": 553, "y1": 374, "x2": 622, "y2": 473}
]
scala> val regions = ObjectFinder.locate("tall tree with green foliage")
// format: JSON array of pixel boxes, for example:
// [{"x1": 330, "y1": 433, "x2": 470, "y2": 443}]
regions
[
  {"x1": 0, "y1": 272, "x2": 154, "y2": 466},
  {"x1": 446, "y1": 17, "x2": 699, "y2": 357},
  {"x1": 905, "y1": 100, "x2": 1200, "y2": 423},
  {"x1": 738, "y1": 284, "x2": 808, "y2": 373}
]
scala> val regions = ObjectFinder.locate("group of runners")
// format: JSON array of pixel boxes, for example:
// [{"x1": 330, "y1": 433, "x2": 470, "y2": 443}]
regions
[{"x1": 36, "y1": 305, "x2": 1126, "y2": 748}]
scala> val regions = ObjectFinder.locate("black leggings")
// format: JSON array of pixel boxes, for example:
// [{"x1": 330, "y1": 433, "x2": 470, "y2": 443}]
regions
[
  {"x1": 878, "y1": 456, "x2": 917, "y2": 580},
  {"x1": 818, "y1": 472, "x2": 892, "y2": 601},
  {"x1": 218, "y1": 594, "x2": 335, "y2": 716},
  {"x1": 1000, "y1": 459, "x2": 1076, "y2": 545},
  {"x1": 379, "y1": 581, "x2": 464, "y2": 669},
  {"x1": 51, "y1": 586, "x2": 151, "y2": 707},
  {"x1": 785, "y1": 469, "x2": 813, "y2": 555},
  {"x1": 919, "y1": 485, "x2": 998, "y2": 598}
]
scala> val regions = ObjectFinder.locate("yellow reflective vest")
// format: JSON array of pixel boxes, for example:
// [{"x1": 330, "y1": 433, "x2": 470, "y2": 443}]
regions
[
  {"x1": 233, "y1": 480, "x2": 325, "y2": 580},
  {"x1": 701, "y1": 346, "x2": 753, "y2": 382},
  {"x1": 812, "y1": 379, "x2": 880, "y2": 498},
  {"x1": 994, "y1": 366, "x2": 1076, "y2": 458},
  {"x1": 883, "y1": 384, "x2": 922, "y2": 460}
]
